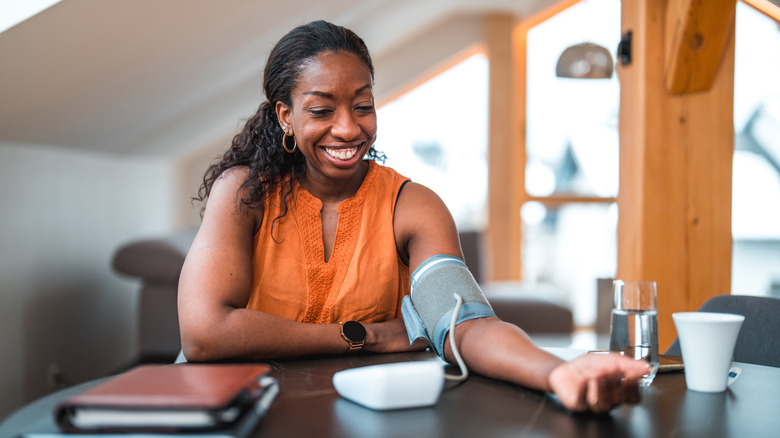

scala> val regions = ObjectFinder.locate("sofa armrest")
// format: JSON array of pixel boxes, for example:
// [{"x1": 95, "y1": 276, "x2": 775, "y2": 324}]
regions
[
  {"x1": 112, "y1": 228, "x2": 197, "y2": 283},
  {"x1": 482, "y1": 281, "x2": 574, "y2": 334}
]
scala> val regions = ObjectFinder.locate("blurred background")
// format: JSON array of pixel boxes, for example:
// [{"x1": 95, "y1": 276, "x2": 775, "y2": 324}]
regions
[{"x1": 1, "y1": 0, "x2": 778, "y2": 419}]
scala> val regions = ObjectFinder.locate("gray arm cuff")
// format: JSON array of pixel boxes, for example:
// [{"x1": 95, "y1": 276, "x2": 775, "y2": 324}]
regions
[{"x1": 401, "y1": 254, "x2": 496, "y2": 361}]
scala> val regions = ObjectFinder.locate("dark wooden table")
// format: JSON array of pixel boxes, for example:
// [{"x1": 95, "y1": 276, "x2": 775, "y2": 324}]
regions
[{"x1": 2, "y1": 350, "x2": 779, "y2": 437}]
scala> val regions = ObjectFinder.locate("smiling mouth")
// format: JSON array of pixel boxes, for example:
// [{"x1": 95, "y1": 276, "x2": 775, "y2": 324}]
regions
[{"x1": 323, "y1": 146, "x2": 359, "y2": 161}]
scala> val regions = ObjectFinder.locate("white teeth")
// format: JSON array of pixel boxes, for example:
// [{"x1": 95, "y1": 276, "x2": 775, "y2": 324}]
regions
[{"x1": 323, "y1": 147, "x2": 357, "y2": 161}]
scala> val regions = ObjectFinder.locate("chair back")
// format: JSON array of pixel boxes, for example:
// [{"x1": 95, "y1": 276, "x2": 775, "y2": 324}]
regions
[{"x1": 665, "y1": 294, "x2": 780, "y2": 368}]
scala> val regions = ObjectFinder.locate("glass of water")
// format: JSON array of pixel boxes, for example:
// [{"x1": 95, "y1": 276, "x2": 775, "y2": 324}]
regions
[{"x1": 609, "y1": 279, "x2": 659, "y2": 387}]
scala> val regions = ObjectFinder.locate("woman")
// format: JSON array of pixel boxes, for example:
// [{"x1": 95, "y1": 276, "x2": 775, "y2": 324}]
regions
[{"x1": 178, "y1": 20, "x2": 648, "y2": 413}]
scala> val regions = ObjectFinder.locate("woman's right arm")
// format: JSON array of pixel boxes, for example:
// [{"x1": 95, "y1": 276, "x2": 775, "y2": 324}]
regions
[{"x1": 177, "y1": 168, "x2": 349, "y2": 361}]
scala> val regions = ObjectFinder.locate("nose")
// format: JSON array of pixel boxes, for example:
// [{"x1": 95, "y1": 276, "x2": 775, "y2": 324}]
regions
[{"x1": 331, "y1": 109, "x2": 361, "y2": 141}]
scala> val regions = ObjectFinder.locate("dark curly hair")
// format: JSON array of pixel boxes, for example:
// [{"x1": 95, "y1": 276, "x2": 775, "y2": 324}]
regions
[{"x1": 196, "y1": 20, "x2": 385, "y2": 224}]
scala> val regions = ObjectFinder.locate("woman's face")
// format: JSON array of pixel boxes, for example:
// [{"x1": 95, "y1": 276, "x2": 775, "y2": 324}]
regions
[{"x1": 276, "y1": 50, "x2": 377, "y2": 183}]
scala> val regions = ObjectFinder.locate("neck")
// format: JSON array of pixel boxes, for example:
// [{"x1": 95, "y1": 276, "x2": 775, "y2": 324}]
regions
[{"x1": 299, "y1": 160, "x2": 369, "y2": 204}]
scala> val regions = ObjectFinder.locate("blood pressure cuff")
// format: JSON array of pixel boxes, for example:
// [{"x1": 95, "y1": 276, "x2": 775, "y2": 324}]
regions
[{"x1": 401, "y1": 254, "x2": 496, "y2": 362}]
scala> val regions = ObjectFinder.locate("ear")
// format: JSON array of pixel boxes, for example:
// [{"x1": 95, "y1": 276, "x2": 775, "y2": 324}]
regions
[{"x1": 275, "y1": 101, "x2": 293, "y2": 133}]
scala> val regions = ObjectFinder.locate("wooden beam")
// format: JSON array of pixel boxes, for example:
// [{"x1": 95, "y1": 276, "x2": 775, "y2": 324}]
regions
[
  {"x1": 664, "y1": 0, "x2": 737, "y2": 94},
  {"x1": 619, "y1": 0, "x2": 735, "y2": 349},
  {"x1": 519, "y1": 0, "x2": 581, "y2": 29},
  {"x1": 484, "y1": 13, "x2": 523, "y2": 281},
  {"x1": 742, "y1": 0, "x2": 780, "y2": 23}
]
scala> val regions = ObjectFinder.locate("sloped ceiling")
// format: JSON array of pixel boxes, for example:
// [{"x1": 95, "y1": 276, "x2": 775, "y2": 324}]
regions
[{"x1": 0, "y1": 0, "x2": 556, "y2": 157}]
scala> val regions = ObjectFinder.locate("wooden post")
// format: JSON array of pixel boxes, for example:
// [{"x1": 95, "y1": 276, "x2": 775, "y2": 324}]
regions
[
  {"x1": 618, "y1": 0, "x2": 736, "y2": 349},
  {"x1": 484, "y1": 13, "x2": 524, "y2": 281}
]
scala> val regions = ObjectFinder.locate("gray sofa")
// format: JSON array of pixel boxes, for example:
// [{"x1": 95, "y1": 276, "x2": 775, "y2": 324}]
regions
[{"x1": 112, "y1": 229, "x2": 572, "y2": 366}]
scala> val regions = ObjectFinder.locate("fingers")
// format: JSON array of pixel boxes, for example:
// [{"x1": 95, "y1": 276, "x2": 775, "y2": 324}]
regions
[
  {"x1": 549, "y1": 353, "x2": 647, "y2": 413},
  {"x1": 615, "y1": 355, "x2": 654, "y2": 380},
  {"x1": 590, "y1": 355, "x2": 646, "y2": 412},
  {"x1": 586, "y1": 375, "x2": 604, "y2": 412},
  {"x1": 586, "y1": 372, "x2": 625, "y2": 413}
]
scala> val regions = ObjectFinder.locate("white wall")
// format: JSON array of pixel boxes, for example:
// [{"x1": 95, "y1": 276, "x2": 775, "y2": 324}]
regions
[
  {"x1": 0, "y1": 142, "x2": 176, "y2": 419},
  {"x1": 173, "y1": 134, "x2": 232, "y2": 229}
]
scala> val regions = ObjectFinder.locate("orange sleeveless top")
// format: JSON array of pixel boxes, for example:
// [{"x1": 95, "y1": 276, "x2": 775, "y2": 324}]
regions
[{"x1": 247, "y1": 161, "x2": 411, "y2": 323}]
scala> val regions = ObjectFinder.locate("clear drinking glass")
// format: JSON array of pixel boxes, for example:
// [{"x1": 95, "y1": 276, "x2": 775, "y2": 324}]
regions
[{"x1": 609, "y1": 280, "x2": 659, "y2": 387}]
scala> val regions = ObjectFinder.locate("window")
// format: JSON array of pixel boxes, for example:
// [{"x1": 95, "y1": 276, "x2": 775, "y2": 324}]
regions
[
  {"x1": 526, "y1": 0, "x2": 620, "y2": 199},
  {"x1": 379, "y1": 1, "x2": 622, "y2": 328},
  {"x1": 524, "y1": 0, "x2": 621, "y2": 326},
  {"x1": 732, "y1": 2, "x2": 780, "y2": 298},
  {"x1": 378, "y1": 53, "x2": 489, "y2": 232},
  {"x1": 378, "y1": 0, "x2": 778, "y2": 327}
]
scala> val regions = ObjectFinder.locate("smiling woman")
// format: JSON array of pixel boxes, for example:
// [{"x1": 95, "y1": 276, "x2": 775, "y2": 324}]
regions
[
  {"x1": 176, "y1": 19, "x2": 650, "y2": 414},
  {"x1": 181, "y1": 20, "x2": 422, "y2": 361},
  {"x1": 275, "y1": 51, "x2": 377, "y2": 187}
]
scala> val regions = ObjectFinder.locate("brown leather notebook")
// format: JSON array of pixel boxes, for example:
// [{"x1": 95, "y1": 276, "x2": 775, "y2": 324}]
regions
[{"x1": 54, "y1": 363, "x2": 276, "y2": 433}]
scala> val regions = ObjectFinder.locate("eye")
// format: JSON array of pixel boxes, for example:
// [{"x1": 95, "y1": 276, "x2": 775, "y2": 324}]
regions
[
  {"x1": 309, "y1": 108, "x2": 332, "y2": 116},
  {"x1": 355, "y1": 104, "x2": 375, "y2": 112}
]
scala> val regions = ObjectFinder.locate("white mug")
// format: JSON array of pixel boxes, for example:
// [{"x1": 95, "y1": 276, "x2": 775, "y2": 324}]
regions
[{"x1": 672, "y1": 312, "x2": 745, "y2": 392}]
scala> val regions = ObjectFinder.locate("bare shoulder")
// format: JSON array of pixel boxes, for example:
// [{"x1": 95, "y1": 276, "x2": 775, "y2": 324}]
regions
[
  {"x1": 396, "y1": 181, "x2": 442, "y2": 204},
  {"x1": 209, "y1": 166, "x2": 250, "y2": 202},
  {"x1": 395, "y1": 182, "x2": 451, "y2": 225},
  {"x1": 195, "y1": 166, "x2": 263, "y2": 244},
  {"x1": 394, "y1": 181, "x2": 461, "y2": 269},
  {"x1": 203, "y1": 167, "x2": 261, "y2": 226}
]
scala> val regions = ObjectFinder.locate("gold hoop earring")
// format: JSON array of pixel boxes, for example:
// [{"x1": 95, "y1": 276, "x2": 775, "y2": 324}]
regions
[{"x1": 282, "y1": 133, "x2": 297, "y2": 153}]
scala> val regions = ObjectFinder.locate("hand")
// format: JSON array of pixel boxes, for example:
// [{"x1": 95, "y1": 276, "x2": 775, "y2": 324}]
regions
[
  {"x1": 547, "y1": 353, "x2": 649, "y2": 413},
  {"x1": 363, "y1": 318, "x2": 428, "y2": 353}
]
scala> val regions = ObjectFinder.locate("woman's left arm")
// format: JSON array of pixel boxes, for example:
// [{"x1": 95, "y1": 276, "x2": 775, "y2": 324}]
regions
[{"x1": 393, "y1": 182, "x2": 648, "y2": 413}]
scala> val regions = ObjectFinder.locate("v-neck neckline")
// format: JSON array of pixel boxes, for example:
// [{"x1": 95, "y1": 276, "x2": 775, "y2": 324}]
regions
[{"x1": 295, "y1": 161, "x2": 377, "y2": 264}]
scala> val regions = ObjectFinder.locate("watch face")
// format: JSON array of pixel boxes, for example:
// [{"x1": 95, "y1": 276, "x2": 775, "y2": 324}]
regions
[{"x1": 342, "y1": 321, "x2": 366, "y2": 342}]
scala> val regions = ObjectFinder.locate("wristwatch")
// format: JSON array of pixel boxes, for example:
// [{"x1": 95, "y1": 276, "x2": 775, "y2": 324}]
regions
[{"x1": 340, "y1": 321, "x2": 366, "y2": 353}]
